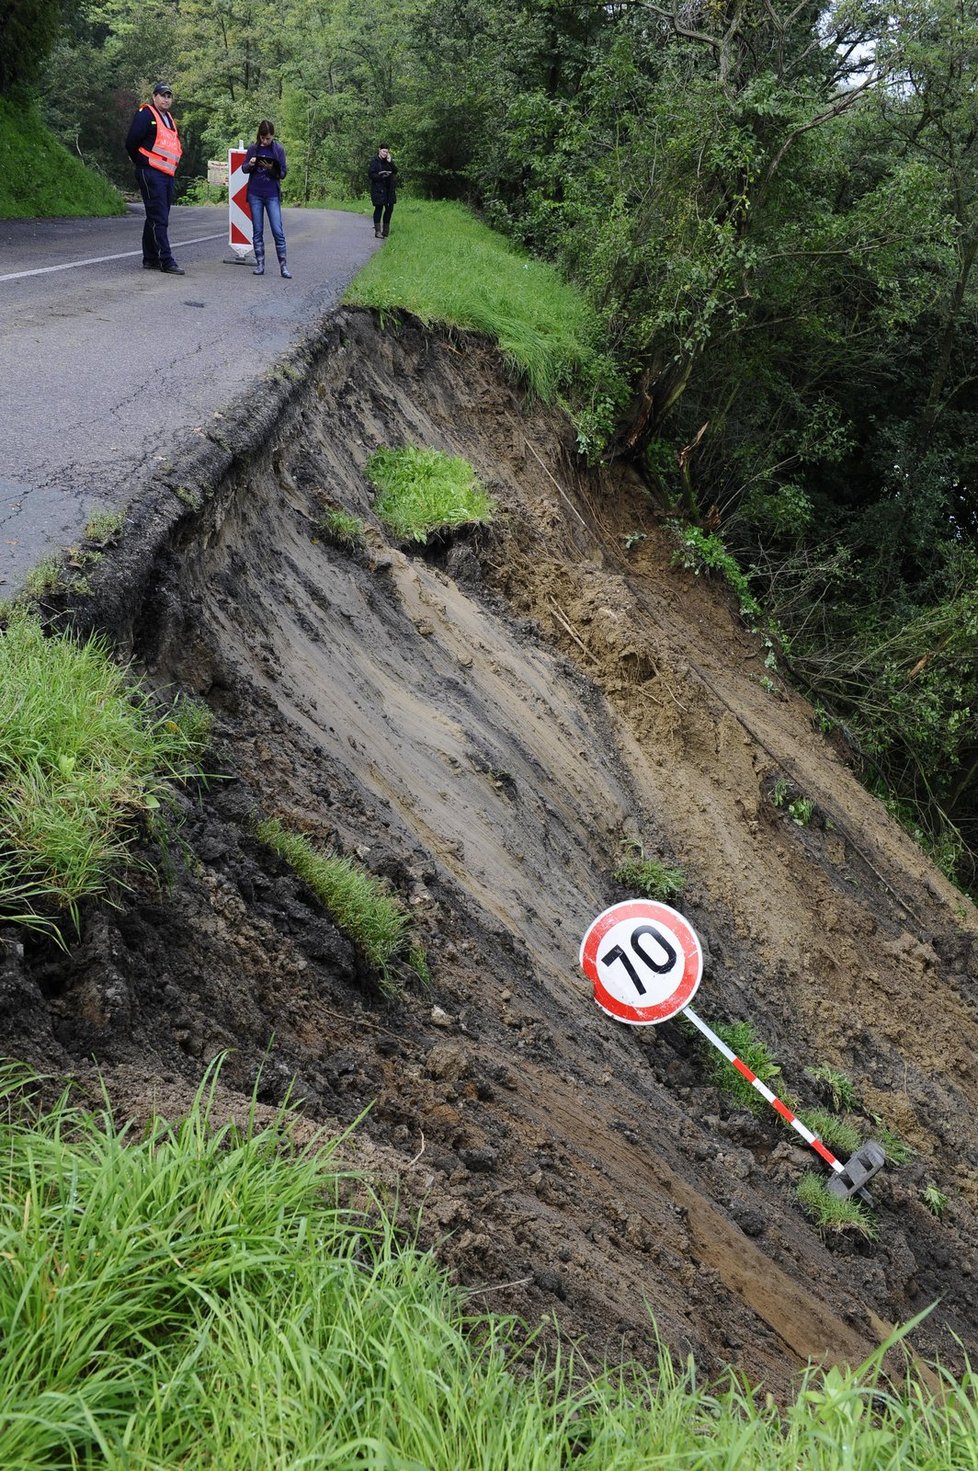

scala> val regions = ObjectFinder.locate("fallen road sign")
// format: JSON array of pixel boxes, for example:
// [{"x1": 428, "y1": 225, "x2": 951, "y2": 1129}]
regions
[{"x1": 579, "y1": 900, "x2": 885, "y2": 1202}]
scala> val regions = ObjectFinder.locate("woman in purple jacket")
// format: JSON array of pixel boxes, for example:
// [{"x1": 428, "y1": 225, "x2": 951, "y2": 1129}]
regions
[{"x1": 242, "y1": 121, "x2": 291, "y2": 278}]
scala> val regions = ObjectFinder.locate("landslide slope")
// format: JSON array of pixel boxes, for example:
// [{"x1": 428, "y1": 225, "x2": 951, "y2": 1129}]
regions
[{"x1": 6, "y1": 308, "x2": 978, "y2": 1397}]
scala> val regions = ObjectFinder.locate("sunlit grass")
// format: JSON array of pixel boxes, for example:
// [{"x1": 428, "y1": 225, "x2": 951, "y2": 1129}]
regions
[{"x1": 1, "y1": 1064, "x2": 975, "y2": 1470}]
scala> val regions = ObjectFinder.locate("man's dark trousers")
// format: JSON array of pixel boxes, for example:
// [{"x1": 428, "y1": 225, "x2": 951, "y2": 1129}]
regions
[{"x1": 136, "y1": 168, "x2": 176, "y2": 267}]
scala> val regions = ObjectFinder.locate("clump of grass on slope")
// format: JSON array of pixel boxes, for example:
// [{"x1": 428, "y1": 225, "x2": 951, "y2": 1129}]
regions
[
  {"x1": 702, "y1": 1019, "x2": 782, "y2": 1114},
  {"x1": 1, "y1": 1061, "x2": 976, "y2": 1470},
  {"x1": 612, "y1": 839, "x2": 685, "y2": 901},
  {"x1": 0, "y1": 97, "x2": 124, "y2": 218},
  {"x1": 257, "y1": 817, "x2": 419, "y2": 993},
  {"x1": 797, "y1": 1172, "x2": 878, "y2": 1239},
  {"x1": 0, "y1": 613, "x2": 211, "y2": 937},
  {"x1": 797, "y1": 1107, "x2": 862, "y2": 1157},
  {"x1": 345, "y1": 198, "x2": 620, "y2": 405},
  {"x1": 366, "y1": 445, "x2": 494, "y2": 542}
]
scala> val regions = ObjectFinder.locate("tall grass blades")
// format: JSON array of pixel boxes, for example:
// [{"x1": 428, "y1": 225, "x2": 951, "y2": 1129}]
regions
[
  {"x1": 2, "y1": 1065, "x2": 978, "y2": 1469},
  {"x1": 0, "y1": 613, "x2": 211, "y2": 937}
]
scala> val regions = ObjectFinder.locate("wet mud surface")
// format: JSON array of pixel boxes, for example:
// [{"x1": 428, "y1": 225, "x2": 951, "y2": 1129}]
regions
[{"x1": 5, "y1": 308, "x2": 978, "y2": 1397}]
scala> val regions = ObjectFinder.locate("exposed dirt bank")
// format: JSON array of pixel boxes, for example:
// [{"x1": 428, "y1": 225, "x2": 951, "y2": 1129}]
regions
[{"x1": 5, "y1": 308, "x2": 978, "y2": 1397}]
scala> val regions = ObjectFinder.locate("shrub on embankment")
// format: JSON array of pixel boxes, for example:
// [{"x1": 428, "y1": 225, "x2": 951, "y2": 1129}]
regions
[
  {"x1": 0, "y1": 95, "x2": 124, "y2": 218},
  {"x1": 1, "y1": 1061, "x2": 976, "y2": 1470}
]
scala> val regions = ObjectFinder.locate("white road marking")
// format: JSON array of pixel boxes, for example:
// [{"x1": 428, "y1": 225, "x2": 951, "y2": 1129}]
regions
[{"x1": 0, "y1": 233, "x2": 227, "y2": 284}]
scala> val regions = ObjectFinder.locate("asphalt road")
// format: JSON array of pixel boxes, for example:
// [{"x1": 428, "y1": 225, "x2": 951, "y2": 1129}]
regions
[{"x1": 0, "y1": 203, "x2": 378, "y2": 595}]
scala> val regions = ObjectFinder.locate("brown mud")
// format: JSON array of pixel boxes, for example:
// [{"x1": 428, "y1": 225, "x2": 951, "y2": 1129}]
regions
[{"x1": 5, "y1": 308, "x2": 978, "y2": 1398}]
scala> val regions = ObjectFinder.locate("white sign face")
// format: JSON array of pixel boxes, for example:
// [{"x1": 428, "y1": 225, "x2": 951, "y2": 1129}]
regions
[{"x1": 579, "y1": 900, "x2": 703, "y2": 1025}]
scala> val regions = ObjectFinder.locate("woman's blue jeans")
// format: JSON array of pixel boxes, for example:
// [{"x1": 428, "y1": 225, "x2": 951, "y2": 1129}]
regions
[{"x1": 249, "y1": 194, "x2": 286, "y2": 258}]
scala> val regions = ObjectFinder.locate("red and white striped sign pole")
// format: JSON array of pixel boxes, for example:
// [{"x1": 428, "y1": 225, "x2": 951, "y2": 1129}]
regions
[
  {"x1": 681, "y1": 1005, "x2": 845, "y2": 1176},
  {"x1": 579, "y1": 900, "x2": 846, "y2": 1179}
]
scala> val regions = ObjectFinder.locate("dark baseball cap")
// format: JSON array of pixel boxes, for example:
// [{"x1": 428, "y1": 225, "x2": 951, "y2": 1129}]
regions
[{"x1": 153, "y1": 81, "x2": 173, "y2": 95}]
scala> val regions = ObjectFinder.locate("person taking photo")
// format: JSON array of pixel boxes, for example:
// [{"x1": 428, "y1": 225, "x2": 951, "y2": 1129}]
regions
[
  {"x1": 242, "y1": 121, "x2": 291, "y2": 279},
  {"x1": 368, "y1": 145, "x2": 397, "y2": 240}
]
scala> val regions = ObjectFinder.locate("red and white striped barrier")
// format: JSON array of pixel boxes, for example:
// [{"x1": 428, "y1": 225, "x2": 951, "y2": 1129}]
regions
[{"x1": 228, "y1": 147, "x2": 253, "y2": 257}]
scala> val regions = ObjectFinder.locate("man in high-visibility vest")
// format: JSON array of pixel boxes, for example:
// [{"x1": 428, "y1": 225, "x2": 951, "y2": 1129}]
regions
[{"x1": 125, "y1": 82, "x2": 185, "y2": 275}]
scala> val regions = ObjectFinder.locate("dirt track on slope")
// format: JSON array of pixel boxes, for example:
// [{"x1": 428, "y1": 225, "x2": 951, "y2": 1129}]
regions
[{"x1": 5, "y1": 308, "x2": 978, "y2": 1397}]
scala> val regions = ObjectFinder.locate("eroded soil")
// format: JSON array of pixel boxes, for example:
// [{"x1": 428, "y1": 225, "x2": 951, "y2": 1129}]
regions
[{"x1": 5, "y1": 308, "x2": 978, "y2": 1397}]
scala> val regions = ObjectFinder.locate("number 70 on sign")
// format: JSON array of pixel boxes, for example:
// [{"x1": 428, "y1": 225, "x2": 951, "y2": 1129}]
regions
[{"x1": 579, "y1": 899, "x2": 849, "y2": 1179}]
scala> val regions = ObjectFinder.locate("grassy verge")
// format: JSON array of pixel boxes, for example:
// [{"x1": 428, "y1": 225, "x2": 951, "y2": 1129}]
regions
[
  {"x1": 0, "y1": 96, "x2": 124, "y2": 218},
  {"x1": 344, "y1": 198, "x2": 624, "y2": 415},
  {"x1": 0, "y1": 613, "x2": 210, "y2": 936},
  {"x1": 1, "y1": 1063, "x2": 976, "y2": 1470}
]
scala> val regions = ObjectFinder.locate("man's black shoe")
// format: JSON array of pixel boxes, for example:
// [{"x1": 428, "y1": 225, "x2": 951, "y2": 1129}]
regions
[
  {"x1": 161, "y1": 262, "x2": 185, "y2": 275},
  {"x1": 142, "y1": 261, "x2": 161, "y2": 270}
]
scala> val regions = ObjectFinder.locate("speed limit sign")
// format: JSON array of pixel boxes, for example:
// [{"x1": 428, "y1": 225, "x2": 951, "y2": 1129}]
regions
[{"x1": 579, "y1": 900, "x2": 703, "y2": 1025}]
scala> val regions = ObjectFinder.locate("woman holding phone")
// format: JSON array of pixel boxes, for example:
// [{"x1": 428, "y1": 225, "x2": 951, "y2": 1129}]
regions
[{"x1": 242, "y1": 121, "x2": 291, "y2": 278}]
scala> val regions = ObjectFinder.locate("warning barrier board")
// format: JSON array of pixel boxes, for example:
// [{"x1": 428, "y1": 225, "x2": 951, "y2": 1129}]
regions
[{"x1": 228, "y1": 148, "x2": 252, "y2": 252}]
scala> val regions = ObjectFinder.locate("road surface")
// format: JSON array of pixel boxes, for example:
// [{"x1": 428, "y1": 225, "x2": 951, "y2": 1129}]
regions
[{"x1": 0, "y1": 203, "x2": 377, "y2": 594}]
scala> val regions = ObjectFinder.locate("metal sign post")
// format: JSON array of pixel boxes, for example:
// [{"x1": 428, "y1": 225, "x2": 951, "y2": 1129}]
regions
[{"x1": 579, "y1": 900, "x2": 884, "y2": 1202}]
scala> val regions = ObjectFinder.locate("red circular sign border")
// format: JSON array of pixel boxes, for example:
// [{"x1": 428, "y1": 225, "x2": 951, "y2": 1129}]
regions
[{"x1": 579, "y1": 900, "x2": 703, "y2": 1025}]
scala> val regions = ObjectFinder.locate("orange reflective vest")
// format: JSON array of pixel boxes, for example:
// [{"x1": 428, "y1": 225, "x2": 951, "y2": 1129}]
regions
[{"x1": 138, "y1": 105, "x2": 182, "y2": 176}]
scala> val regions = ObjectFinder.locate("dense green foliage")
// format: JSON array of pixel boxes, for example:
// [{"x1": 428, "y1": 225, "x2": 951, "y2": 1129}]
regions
[
  {"x1": 0, "y1": 95, "x2": 123, "y2": 218},
  {"x1": 4, "y1": 1062, "x2": 978, "y2": 1470},
  {"x1": 0, "y1": 0, "x2": 63, "y2": 92},
  {"x1": 0, "y1": 614, "x2": 209, "y2": 936}
]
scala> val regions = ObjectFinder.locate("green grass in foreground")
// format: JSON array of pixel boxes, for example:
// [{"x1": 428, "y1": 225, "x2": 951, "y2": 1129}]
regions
[
  {"x1": 345, "y1": 198, "x2": 620, "y2": 408},
  {"x1": 0, "y1": 96, "x2": 124, "y2": 219},
  {"x1": 366, "y1": 444, "x2": 495, "y2": 542},
  {"x1": 1, "y1": 1061, "x2": 975, "y2": 1470},
  {"x1": 0, "y1": 613, "x2": 210, "y2": 936}
]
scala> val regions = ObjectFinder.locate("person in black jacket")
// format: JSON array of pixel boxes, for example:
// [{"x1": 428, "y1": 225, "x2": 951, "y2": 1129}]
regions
[
  {"x1": 125, "y1": 81, "x2": 184, "y2": 274},
  {"x1": 368, "y1": 145, "x2": 397, "y2": 239}
]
